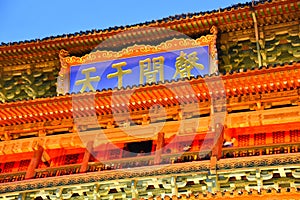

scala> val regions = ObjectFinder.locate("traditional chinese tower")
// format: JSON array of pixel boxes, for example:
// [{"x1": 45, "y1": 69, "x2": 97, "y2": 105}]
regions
[{"x1": 0, "y1": 0, "x2": 300, "y2": 199}]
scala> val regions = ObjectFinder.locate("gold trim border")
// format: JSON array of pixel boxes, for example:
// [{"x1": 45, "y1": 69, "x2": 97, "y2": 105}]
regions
[{"x1": 57, "y1": 26, "x2": 218, "y2": 95}]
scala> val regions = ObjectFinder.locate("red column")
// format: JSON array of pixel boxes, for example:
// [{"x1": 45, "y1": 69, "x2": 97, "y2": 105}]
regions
[
  {"x1": 80, "y1": 141, "x2": 93, "y2": 173},
  {"x1": 25, "y1": 145, "x2": 44, "y2": 179},
  {"x1": 212, "y1": 123, "x2": 224, "y2": 160},
  {"x1": 154, "y1": 132, "x2": 164, "y2": 165}
]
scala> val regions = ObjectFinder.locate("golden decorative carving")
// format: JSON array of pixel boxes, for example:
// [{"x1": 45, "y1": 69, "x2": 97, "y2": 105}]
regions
[
  {"x1": 57, "y1": 27, "x2": 218, "y2": 94},
  {"x1": 63, "y1": 36, "x2": 216, "y2": 66},
  {"x1": 57, "y1": 49, "x2": 71, "y2": 95}
]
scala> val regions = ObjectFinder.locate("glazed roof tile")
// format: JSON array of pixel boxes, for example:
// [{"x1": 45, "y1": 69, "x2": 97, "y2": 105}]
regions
[
  {"x1": 0, "y1": 0, "x2": 274, "y2": 47},
  {"x1": 0, "y1": 0, "x2": 298, "y2": 69}
]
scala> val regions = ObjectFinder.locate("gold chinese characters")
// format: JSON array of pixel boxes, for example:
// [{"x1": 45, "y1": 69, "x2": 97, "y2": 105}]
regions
[{"x1": 74, "y1": 51, "x2": 204, "y2": 92}]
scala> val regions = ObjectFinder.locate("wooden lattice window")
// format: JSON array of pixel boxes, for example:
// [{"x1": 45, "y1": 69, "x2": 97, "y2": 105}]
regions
[
  {"x1": 18, "y1": 160, "x2": 30, "y2": 171},
  {"x1": 64, "y1": 154, "x2": 79, "y2": 165},
  {"x1": 238, "y1": 135, "x2": 250, "y2": 147},
  {"x1": 290, "y1": 130, "x2": 300, "y2": 142},
  {"x1": 254, "y1": 133, "x2": 266, "y2": 145},
  {"x1": 273, "y1": 131, "x2": 285, "y2": 144},
  {"x1": 3, "y1": 162, "x2": 15, "y2": 173}
]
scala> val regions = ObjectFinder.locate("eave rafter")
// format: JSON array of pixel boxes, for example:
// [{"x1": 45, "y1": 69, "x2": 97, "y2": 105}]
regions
[{"x1": 0, "y1": 61, "x2": 299, "y2": 127}]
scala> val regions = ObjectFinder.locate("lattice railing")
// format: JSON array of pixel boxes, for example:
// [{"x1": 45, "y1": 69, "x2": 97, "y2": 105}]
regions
[
  {"x1": 0, "y1": 171, "x2": 26, "y2": 183},
  {"x1": 222, "y1": 142, "x2": 300, "y2": 159},
  {"x1": 34, "y1": 164, "x2": 81, "y2": 178}
]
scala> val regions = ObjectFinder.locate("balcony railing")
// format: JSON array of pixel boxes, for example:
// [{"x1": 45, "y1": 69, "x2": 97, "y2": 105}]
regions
[
  {"x1": 0, "y1": 143, "x2": 299, "y2": 184},
  {"x1": 87, "y1": 150, "x2": 212, "y2": 172},
  {"x1": 222, "y1": 142, "x2": 300, "y2": 159},
  {"x1": 0, "y1": 171, "x2": 26, "y2": 183},
  {"x1": 34, "y1": 164, "x2": 81, "y2": 178}
]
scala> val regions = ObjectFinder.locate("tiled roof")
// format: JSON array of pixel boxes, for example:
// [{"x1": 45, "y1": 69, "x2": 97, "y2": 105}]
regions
[
  {"x1": 0, "y1": 0, "x2": 298, "y2": 69},
  {"x1": 0, "y1": 0, "x2": 272, "y2": 47}
]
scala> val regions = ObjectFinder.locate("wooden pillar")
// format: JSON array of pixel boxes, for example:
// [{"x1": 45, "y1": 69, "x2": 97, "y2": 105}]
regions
[
  {"x1": 80, "y1": 141, "x2": 93, "y2": 173},
  {"x1": 25, "y1": 145, "x2": 44, "y2": 179},
  {"x1": 212, "y1": 123, "x2": 224, "y2": 160},
  {"x1": 266, "y1": 132, "x2": 273, "y2": 144},
  {"x1": 285, "y1": 130, "x2": 290, "y2": 143},
  {"x1": 249, "y1": 133, "x2": 255, "y2": 146},
  {"x1": 154, "y1": 132, "x2": 164, "y2": 165}
]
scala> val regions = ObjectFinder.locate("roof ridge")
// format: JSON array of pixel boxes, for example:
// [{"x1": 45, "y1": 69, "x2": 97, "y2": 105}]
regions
[{"x1": 0, "y1": 0, "x2": 274, "y2": 47}]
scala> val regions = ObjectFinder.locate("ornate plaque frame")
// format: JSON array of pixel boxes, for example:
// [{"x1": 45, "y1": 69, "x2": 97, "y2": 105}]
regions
[{"x1": 57, "y1": 26, "x2": 218, "y2": 95}]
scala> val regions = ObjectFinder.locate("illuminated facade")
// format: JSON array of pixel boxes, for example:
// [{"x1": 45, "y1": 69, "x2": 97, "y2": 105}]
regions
[{"x1": 0, "y1": 0, "x2": 300, "y2": 199}]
